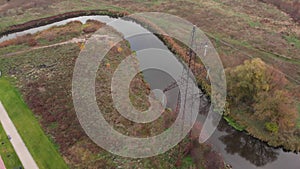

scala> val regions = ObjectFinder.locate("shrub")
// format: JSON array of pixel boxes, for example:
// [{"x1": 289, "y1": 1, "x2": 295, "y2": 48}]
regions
[
  {"x1": 265, "y1": 122, "x2": 279, "y2": 133},
  {"x1": 27, "y1": 38, "x2": 37, "y2": 46}
]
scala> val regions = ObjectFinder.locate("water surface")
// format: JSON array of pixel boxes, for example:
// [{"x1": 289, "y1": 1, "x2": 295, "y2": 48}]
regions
[{"x1": 1, "y1": 15, "x2": 299, "y2": 169}]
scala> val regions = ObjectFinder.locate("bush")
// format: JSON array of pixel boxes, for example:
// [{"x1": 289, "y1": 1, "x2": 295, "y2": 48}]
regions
[
  {"x1": 82, "y1": 20, "x2": 103, "y2": 33},
  {"x1": 0, "y1": 34, "x2": 36, "y2": 47},
  {"x1": 265, "y1": 122, "x2": 279, "y2": 133},
  {"x1": 27, "y1": 38, "x2": 37, "y2": 46}
]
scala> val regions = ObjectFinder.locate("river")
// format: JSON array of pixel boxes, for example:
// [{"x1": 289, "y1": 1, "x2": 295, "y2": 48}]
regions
[{"x1": 0, "y1": 15, "x2": 299, "y2": 169}]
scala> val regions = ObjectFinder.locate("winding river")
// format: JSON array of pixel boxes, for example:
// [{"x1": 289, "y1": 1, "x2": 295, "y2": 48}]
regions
[{"x1": 0, "y1": 15, "x2": 299, "y2": 169}]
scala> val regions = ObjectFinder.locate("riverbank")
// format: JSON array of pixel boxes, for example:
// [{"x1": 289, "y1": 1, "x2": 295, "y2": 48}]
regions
[
  {"x1": 125, "y1": 13, "x2": 300, "y2": 153},
  {"x1": 0, "y1": 9, "x2": 128, "y2": 37},
  {"x1": 2, "y1": 6, "x2": 299, "y2": 153},
  {"x1": 0, "y1": 20, "x2": 223, "y2": 168},
  {"x1": 0, "y1": 10, "x2": 298, "y2": 166}
]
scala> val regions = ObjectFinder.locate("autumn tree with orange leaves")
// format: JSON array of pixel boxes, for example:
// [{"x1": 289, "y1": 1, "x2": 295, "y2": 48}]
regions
[{"x1": 227, "y1": 58, "x2": 297, "y2": 132}]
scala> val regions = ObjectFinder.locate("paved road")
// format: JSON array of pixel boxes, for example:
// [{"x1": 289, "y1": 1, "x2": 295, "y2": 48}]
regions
[
  {"x1": 0, "y1": 102, "x2": 39, "y2": 169},
  {"x1": 0, "y1": 156, "x2": 6, "y2": 169}
]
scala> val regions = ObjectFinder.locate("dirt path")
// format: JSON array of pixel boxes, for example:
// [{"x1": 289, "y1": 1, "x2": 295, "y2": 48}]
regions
[
  {"x1": 0, "y1": 102, "x2": 39, "y2": 169},
  {"x1": 1, "y1": 37, "x2": 86, "y2": 57}
]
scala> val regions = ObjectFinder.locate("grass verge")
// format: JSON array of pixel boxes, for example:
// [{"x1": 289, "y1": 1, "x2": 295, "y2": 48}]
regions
[
  {"x1": 223, "y1": 116, "x2": 246, "y2": 132},
  {"x1": 0, "y1": 77, "x2": 68, "y2": 169},
  {"x1": 0, "y1": 123, "x2": 22, "y2": 169}
]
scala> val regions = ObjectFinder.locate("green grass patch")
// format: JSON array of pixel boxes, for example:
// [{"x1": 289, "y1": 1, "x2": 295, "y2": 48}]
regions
[
  {"x1": 0, "y1": 44, "x2": 29, "y2": 56},
  {"x1": 0, "y1": 77, "x2": 68, "y2": 169},
  {"x1": 284, "y1": 35, "x2": 300, "y2": 49},
  {"x1": 0, "y1": 123, "x2": 22, "y2": 169},
  {"x1": 181, "y1": 156, "x2": 195, "y2": 168},
  {"x1": 248, "y1": 20, "x2": 261, "y2": 28},
  {"x1": 224, "y1": 116, "x2": 246, "y2": 131}
]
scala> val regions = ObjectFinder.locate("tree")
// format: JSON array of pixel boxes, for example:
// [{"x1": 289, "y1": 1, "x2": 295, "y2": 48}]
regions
[
  {"x1": 227, "y1": 58, "x2": 297, "y2": 132},
  {"x1": 227, "y1": 58, "x2": 270, "y2": 105},
  {"x1": 254, "y1": 90, "x2": 297, "y2": 131}
]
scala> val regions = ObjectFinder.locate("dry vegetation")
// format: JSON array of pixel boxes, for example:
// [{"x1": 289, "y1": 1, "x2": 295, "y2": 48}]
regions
[
  {"x1": 260, "y1": 0, "x2": 300, "y2": 23},
  {"x1": 1, "y1": 0, "x2": 300, "y2": 81},
  {"x1": 0, "y1": 21, "x2": 227, "y2": 168},
  {"x1": 135, "y1": 11, "x2": 300, "y2": 151},
  {"x1": 0, "y1": 0, "x2": 300, "y2": 168},
  {"x1": 0, "y1": 37, "x2": 188, "y2": 168},
  {"x1": 0, "y1": 20, "x2": 103, "y2": 48}
]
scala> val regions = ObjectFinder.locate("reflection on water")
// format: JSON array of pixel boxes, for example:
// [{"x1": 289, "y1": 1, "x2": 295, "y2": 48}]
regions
[
  {"x1": 1, "y1": 14, "x2": 300, "y2": 169},
  {"x1": 218, "y1": 122, "x2": 279, "y2": 167},
  {"x1": 142, "y1": 69, "x2": 180, "y2": 111},
  {"x1": 208, "y1": 118, "x2": 300, "y2": 169}
]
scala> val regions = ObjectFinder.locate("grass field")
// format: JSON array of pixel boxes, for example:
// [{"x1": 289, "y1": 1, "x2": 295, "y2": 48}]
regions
[
  {"x1": 0, "y1": 123, "x2": 22, "y2": 169},
  {"x1": 0, "y1": 0, "x2": 299, "y2": 166},
  {"x1": 0, "y1": 37, "x2": 205, "y2": 168},
  {"x1": 0, "y1": 77, "x2": 68, "y2": 169}
]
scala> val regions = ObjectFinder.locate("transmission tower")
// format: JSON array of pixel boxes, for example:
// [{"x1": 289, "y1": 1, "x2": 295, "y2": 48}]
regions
[{"x1": 163, "y1": 25, "x2": 207, "y2": 134}]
